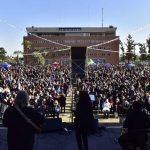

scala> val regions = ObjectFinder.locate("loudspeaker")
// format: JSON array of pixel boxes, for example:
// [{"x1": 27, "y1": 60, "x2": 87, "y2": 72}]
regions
[
  {"x1": 42, "y1": 118, "x2": 63, "y2": 133},
  {"x1": 71, "y1": 47, "x2": 86, "y2": 79}
]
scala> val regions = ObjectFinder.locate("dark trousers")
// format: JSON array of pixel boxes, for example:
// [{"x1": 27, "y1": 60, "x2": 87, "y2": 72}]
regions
[
  {"x1": 75, "y1": 129, "x2": 88, "y2": 150},
  {"x1": 104, "y1": 110, "x2": 109, "y2": 118},
  {"x1": 60, "y1": 106, "x2": 65, "y2": 113},
  {"x1": 53, "y1": 112, "x2": 59, "y2": 118}
]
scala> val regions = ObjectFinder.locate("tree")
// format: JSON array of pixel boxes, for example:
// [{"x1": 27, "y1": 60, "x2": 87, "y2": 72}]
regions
[
  {"x1": 120, "y1": 40, "x2": 126, "y2": 62},
  {"x1": 125, "y1": 34, "x2": 136, "y2": 62},
  {"x1": 22, "y1": 40, "x2": 32, "y2": 49},
  {"x1": 0, "y1": 47, "x2": 7, "y2": 62},
  {"x1": 146, "y1": 35, "x2": 150, "y2": 61},
  {"x1": 13, "y1": 50, "x2": 23, "y2": 64},
  {"x1": 22, "y1": 40, "x2": 32, "y2": 64},
  {"x1": 33, "y1": 51, "x2": 45, "y2": 65},
  {"x1": 138, "y1": 43, "x2": 147, "y2": 61}
]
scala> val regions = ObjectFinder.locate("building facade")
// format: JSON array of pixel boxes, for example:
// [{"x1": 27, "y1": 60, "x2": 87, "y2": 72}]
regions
[{"x1": 23, "y1": 26, "x2": 119, "y2": 65}]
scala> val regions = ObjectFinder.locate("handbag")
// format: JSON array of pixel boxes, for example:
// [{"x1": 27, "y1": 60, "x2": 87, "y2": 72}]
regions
[
  {"x1": 118, "y1": 128, "x2": 133, "y2": 146},
  {"x1": 54, "y1": 107, "x2": 60, "y2": 113}
]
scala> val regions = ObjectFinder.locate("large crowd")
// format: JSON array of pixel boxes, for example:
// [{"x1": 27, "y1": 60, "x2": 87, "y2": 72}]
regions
[
  {"x1": 0, "y1": 63, "x2": 150, "y2": 118},
  {"x1": 0, "y1": 65, "x2": 70, "y2": 118},
  {"x1": 76, "y1": 64, "x2": 150, "y2": 117}
]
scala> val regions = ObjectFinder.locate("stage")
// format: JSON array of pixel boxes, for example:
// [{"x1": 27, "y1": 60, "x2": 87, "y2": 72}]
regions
[
  {"x1": 0, "y1": 124, "x2": 122, "y2": 150},
  {"x1": 1, "y1": 123, "x2": 150, "y2": 150}
]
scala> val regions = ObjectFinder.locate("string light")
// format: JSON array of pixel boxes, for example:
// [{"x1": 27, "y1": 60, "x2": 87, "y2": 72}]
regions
[
  {"x1": 1, "y1": 18, "x2": 150, "y2": 55},
  {"x1": 28, "y1": 32, "x2": 71, "y2": 49},
  {"x1": 89, "y1": 48, "x2": 119, "y2": 53},
  {"x1": 87, "y1": 37, "x2": 119, "y2": 49}
]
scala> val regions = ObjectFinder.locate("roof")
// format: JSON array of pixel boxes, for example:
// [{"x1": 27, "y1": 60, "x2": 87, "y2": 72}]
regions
[{"x1": 26, "y1": 26, "x2": 117, "y2": 33}]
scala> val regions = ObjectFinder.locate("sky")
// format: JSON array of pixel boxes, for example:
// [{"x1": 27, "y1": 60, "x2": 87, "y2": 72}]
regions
[{"x1": 0, "y1": 0, "x2": 150, "y2": 56}]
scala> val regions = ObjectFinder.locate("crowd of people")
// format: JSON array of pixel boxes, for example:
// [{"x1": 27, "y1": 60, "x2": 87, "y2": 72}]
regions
[
  {"x1": 0, "y1": 63, "x2": 150, "y2": 150},
  {"x1": 0, "y1": 65, "x2": 69, "y2": 118},
  {"x1": 0, "y1": 63, "x2": 150, "y2": 119},
  {"x1": 75, "y1": 64, "x2": 150, "y2": 117}
]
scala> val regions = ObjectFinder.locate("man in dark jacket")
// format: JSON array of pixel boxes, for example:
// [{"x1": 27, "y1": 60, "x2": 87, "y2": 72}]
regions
[{"x1": 119, "y1": 101, "x2": 150, "y2": 150}]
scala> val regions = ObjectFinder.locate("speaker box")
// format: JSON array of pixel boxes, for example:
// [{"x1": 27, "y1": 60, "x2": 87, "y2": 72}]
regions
[
  {"x1": 71, "y1": 47, "x2": 86, "y2": 80},
  {"x1": 42, "y1": 118, "x2": 63, "y2": 133}
]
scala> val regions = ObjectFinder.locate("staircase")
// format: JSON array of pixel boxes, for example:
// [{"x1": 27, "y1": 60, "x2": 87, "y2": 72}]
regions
[
  {"x1": 59, "y1": 85, "x2": 77, "y2": 123},
  {"x1": 59, "y1": 85, "x2": 120, "y2": 124}
]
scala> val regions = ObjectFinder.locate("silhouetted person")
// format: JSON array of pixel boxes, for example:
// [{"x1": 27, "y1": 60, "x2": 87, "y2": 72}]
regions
[
  {"x1": 3, "y1": 90, "x2": 45, "y2": 150},
  {"x1": 74, "y1": 91, "x2": 94, "y2": 150},
  {"x1": 119, "y1": 101, "x2": 150, "y2": 150},
  {"x1": 58, "y1": 93, "x2": 66, "y2": 113}
]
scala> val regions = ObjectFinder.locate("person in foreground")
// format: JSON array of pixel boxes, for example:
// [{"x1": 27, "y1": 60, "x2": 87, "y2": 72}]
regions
[
  {"x1": 3, "y1": 90, "x2": 45, "y2": 150},
  {"x1": 119, "y1": 101, "x2": 150, "y2": 150},
  {"x1": 74, "y1": 90, "x2": 94, "y2": 150}
]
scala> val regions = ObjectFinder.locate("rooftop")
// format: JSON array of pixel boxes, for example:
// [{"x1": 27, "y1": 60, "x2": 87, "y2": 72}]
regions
[{"x1": 26, "y1": 26, "x2": 117, "y2": 33}]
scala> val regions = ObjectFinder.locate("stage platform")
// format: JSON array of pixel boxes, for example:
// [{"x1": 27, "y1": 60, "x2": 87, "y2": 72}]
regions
[{"x1": 0, "y1": 123, "x2": 150, "y2": 150}]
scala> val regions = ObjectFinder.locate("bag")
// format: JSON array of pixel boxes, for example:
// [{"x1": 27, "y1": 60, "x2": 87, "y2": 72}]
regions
[
  {"x1": 54, "y1": 107, "x2": 60, "y2": 113},
  {"x1": 118, "y1": 133, "x2": 131, "y2": 146},
  {"x1": 118, "y1": 131, "x2": 148, "y2": 147},
  {"x1": 118, "y1": 128, "x2": 134, "y2": 146}
]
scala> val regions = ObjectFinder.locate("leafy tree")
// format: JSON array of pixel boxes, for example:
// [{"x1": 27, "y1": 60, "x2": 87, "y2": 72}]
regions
[
  {"x1": 13, "y1": 50, "x2": 23, "y2": 63},
  {"x1": 125, "y1": 34, "x2": 136, "y2": 62},
  {"x1": 138, "y1": 43, "x2": 147, "y2": 61},
  {"x1": 0, "y1": 47, "x2": 7, "y2": 62},
  {"x1": 146, "y1": 35, "x2": 150, "y2": 61},
  {"x1": 33, "y1": 51, "x2": 45, "y2": 65},
  {"x1": 22, "y1": 40, "x2": 32, "y2": 49},
  {"x1": 120, "y1": 41, "x2": 126, "y2": 62},
  {"x1": 22, "y1": 40, "x2": 32, "y2": 64}
]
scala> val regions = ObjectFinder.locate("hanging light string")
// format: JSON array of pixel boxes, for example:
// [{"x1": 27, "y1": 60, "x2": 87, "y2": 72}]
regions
[
  {"x1": 87, "y1": 37, "x2": 119, "y2": 49},
  {"x1": 1, "y1": 18, "x2": 150, "y2": 55},
  {"x1": 28, "y1": 32, "x2": 71, "y2": 49},
  {"x1": 0, "y1": 19, "x2": 71, "y2": 56},
  {"x1": 88, "y1": 48, "x2": 119, "y2": 53}
]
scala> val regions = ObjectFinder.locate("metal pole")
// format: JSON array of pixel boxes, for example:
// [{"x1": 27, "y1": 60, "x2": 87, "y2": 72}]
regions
[{"x1": 102, "y1": 8, "x2": 104, "y2": 28}]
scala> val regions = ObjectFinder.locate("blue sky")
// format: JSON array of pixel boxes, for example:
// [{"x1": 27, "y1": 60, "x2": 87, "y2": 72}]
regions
[{"x1": 0, "y1": 0, "x2": 150, "y2": 55}]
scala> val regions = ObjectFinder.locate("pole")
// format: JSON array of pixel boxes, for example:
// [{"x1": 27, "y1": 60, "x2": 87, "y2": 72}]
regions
[{"x1": 102, "y1": 8, "x2": 104, "y2": 28}]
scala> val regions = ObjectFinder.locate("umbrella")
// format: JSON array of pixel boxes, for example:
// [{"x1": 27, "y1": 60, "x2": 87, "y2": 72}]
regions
[
  {"x1": 89, "y1": 63, "x2": 96, "y2": 66},
  {"x1": 0, "y1": 63, "x2": 11, "y2": 69},
  {"x1": 52, "y1": 62, "x2": 60, "y2": 68},
  {"x1": 104, "y1": 63, "x2": 112, "y2": 68},
  {"x1": 127, "y1": 63, "x2": 135, "y2": 69},
  {"x1": 52, "y1": 62, "x2": 60, "y2": 65}
]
